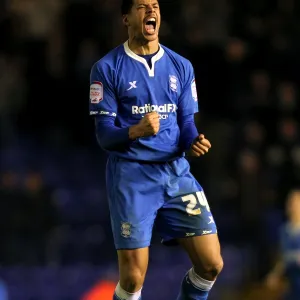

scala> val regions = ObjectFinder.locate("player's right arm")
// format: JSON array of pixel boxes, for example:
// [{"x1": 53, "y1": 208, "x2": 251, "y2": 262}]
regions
[
  {"x1": 89, "y1": 62, "x2": 160, "y2": 151},
  {"x1": 129, "y1": 112, "x2": 160, "y2": 139}
]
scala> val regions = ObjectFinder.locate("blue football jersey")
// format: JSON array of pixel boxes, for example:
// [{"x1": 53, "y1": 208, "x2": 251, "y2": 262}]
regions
[
  {"x1": 89, "y1": 41, "x2": 198, "y2": 162},
  {"x1": 280, "y1": 223, "x2": 300, "y2": 297}
]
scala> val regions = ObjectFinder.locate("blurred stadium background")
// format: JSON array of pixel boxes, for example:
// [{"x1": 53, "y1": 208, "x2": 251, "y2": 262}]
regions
[{"x1": 0, "y1": 0, "x2": 299, "y2": 299}]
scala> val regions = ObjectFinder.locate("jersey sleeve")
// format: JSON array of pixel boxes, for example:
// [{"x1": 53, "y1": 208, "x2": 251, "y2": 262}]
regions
[
  {"x1": 177, "y1": 61, "x2": 199, "y2": 116},
  {"x1": 89, "y1": 61, "x2": 117, "y2": 117}
]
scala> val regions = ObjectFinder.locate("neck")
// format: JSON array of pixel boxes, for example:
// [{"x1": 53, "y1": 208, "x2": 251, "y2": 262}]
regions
[{"x1": 128, "y1": 37, "x2": 159, "y2": 55}]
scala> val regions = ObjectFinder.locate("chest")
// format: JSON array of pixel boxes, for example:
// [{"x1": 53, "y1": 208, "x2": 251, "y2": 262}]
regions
[{"x1": 115, "y1": 59, "x2": 182, "y2": 108}]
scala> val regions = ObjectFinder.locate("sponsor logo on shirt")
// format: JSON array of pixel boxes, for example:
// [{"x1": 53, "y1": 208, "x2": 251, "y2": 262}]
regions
[{"x1": 132, "y1": 103, "x2": 177, "y2": 119}]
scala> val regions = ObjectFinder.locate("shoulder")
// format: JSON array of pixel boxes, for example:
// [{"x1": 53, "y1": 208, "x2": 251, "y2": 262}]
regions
[
  {"x1": 160, "y1": 45, "x2": 194, "y2": 83},
  {"x1": 90, "y1": 44, "x2": 126, "y2": 83},
  {"x1": 92, "y1": 44, "x2": 126, "y2": 72},
  {"x1": 161, "y1": 45, "x2": 193, "y2": 70}
]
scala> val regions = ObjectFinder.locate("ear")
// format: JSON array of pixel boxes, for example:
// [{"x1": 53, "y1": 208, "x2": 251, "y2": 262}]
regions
[{"x1": 123, "y1": 15, "x2": 130, "y2": 27}]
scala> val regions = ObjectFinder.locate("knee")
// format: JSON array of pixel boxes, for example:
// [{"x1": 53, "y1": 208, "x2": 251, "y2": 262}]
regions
[
  {"x1": 121, "y1": 268, "x2": 145, "y2": 293},
  {"x1": 196, "y1": 256, "x2": 224, "y2": 280},
  {"x1": 118, "y1": 248, "x2": 148, "y2": 293}
]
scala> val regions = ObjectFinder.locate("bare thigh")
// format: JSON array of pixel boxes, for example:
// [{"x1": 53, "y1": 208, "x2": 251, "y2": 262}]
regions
[{"x1": 178, "y1": 234, "x2": 223, "y2": 281}]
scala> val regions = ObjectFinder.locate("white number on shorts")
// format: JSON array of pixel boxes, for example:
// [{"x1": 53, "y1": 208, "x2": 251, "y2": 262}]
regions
[
  {"x1": 181, "y1": 194, "x2": 201, "y2": 215},
  {"x1": 182, "y1": 192, "x2": 210, "y2": 215},
  {"x1": 196, "y1": 191, "x2": 211, "y2": 212}
]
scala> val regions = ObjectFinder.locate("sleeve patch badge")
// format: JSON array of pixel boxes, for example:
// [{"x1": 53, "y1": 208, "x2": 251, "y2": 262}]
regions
[
  {"x1": 191, "y1": 79, "x2": 198, "y2": 102},
  {"x1": 90, "y1": 81, "x2": 103, "y2": 104}
]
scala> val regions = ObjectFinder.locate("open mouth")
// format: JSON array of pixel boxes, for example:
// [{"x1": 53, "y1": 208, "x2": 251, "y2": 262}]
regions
[{"x1": 145, "y1": 18, "x2": 156, "y2": 35}]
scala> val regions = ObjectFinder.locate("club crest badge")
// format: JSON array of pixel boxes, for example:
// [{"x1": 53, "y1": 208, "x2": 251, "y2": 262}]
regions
[
  {"x1": 169, "y1": 75, "x2": 178, "y2": 92},
  {"x1": 121, "y1": 222, "x2": 131, "y2": 238}
]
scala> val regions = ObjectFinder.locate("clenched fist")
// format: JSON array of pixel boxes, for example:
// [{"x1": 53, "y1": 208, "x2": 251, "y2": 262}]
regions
[
  {"x1": 129, "y1": 112, "x2": 160, "y2": 139},
  {"x1": 189, "y1": 134, "x2": 211, "y2": 157}
]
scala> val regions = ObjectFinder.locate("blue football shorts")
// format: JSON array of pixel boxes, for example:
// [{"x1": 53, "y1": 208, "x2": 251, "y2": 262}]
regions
[{"x1": 106, "y1": 156, "x2": 217, "y2": 249}]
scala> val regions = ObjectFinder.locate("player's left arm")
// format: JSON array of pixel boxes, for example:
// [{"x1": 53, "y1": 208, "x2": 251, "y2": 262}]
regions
[{"x1": 177, "y1": 62, "x2": 211, "y2": 157}]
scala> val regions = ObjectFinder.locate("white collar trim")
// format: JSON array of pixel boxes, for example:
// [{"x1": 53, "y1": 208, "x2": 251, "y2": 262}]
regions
[{"x1": 123, "y1": 40, "x2": 164, "y2": 77}]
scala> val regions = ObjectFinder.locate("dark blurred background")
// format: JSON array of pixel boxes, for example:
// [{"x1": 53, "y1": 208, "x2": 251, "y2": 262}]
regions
[{"x1": 1, "y1": 0, "x2": 300, "y2": 299}]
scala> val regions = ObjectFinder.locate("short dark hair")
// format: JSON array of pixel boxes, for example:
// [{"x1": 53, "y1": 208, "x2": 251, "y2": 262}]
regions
[{"x1": 121, "y1": 0, "x2": 134, "y2": 15}]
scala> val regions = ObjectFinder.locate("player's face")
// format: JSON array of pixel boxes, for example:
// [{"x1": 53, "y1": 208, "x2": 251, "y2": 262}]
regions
[
  {"x1": 286, "y1": 190, "x2": 300, "y2": 220},
  {"x1": 125, "y1": 0, "x2": 161, "y2": 42}
]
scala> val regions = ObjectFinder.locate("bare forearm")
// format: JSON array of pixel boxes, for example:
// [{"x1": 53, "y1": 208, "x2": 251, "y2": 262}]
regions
[{"x1": 128, "y1": 124, "x2": 144, "y2": 140}]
